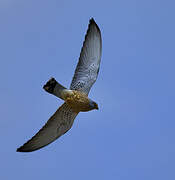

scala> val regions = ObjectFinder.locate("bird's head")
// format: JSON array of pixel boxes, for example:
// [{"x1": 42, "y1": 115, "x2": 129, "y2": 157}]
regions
[{"x1": 89, "y1": 100, "x2": 99, "y2": 110}]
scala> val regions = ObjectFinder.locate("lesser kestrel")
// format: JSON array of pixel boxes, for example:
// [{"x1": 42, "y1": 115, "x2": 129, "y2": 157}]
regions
[{"x1": 17, "y1": 18, "x2": 102, "y2": 152}]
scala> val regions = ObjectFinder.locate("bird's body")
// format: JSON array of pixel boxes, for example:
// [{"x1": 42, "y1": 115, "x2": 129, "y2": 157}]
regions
[
  {"x1": 17, "y1": 18, "x2": 102, "y2": 152},
  {"x1": 63, "y1": 90, "x2": 96, "y2": 112},
  {"x1": 44, "y1": 78, "x2": 99, "y2": 113}
]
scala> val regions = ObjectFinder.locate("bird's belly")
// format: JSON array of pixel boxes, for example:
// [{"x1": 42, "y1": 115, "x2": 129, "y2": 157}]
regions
[{"x1": 64, "y1": 91, "x2": 90, "y2": 112}]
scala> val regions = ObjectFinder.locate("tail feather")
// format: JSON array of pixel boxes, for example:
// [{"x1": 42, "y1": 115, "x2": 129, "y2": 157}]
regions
[{"x1": 43, "y1": 78, "x2": 67, "y2": 100}]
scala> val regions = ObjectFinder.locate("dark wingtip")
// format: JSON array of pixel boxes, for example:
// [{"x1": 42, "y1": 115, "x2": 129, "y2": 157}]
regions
[
  {"x1": 89, "y1": 18, "x2": 96, "y2": 25},
  {"x1": 89, "y1": 18, "x2": 100, "y2": 32},
  {"x1": 43, "y1": 77, "x2": 57, "y2": 93},
  {"x1": 16, "y1": 148, "x2": 22, "y2": 152},
  {"x1": 16, "y1": 146, "x2": 25, "y2": 152},
  {"x1": 16, "y1": 145, "x2": 28, "y2": 152},
  {"x1": 16, "y1": 145, "x2": 35, "y2": 153},
  {"x1": 90, "y1": 17, "x2": 95, "y2": 22}
]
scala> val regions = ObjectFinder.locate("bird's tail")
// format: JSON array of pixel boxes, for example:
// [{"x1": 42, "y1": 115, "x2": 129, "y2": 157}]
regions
[{"x1": 43, "y1": 77, "x2": 67, "y2": 100}]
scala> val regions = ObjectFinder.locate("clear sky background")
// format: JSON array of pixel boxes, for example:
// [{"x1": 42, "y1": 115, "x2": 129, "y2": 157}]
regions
[{"x1": 1, "y1": 0, "x2": 175, "y2": 179}]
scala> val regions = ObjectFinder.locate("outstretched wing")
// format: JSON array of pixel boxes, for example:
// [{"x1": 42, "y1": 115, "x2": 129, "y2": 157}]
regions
[
  {"x1": 70, "y1": 18, "x2": 102, "y2": 95},
  {"x1": 17, "y1": 103, "x2": 78, "y2": 152}
]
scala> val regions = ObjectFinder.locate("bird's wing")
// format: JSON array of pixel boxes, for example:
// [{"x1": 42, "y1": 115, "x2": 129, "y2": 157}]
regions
[
  {"x1": 70, "y1": 18, "x2": 102, "y2": 95},
  {"x1": 17, "y1": 103, "x2": 78, "y2": 152}
]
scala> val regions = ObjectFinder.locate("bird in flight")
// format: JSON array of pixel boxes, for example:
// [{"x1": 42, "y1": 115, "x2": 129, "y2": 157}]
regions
[{"x1": 17, "y1": 18, "x2": 102, "y2": 152}]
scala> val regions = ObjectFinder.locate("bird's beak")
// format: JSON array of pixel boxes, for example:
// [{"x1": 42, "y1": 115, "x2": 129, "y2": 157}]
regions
[{"x1": 95, "y1": 104, "x2": 99, "y2": 110}]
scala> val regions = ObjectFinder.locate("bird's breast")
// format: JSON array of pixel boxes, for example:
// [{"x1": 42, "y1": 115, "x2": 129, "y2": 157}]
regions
[{"x1": 64, "y1": 90, "x2": 90, "y2": 112}]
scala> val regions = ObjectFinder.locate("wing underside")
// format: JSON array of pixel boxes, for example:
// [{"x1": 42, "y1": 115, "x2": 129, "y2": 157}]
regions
[
  {"x1": 70, "y1": 18, "x2": 102, "y2": 95},
  {"x1": 17, "y1": 103, "x2": 78, "y2": 152}
]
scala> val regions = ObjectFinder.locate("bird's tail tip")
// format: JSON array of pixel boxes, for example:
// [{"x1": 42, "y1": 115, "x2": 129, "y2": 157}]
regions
[
  {"x1": 43, "y1": 77, "x2": 67, "y2": 100},
  {"x1": 43, "y1": 77, "x2": 57, "y2": 94}
]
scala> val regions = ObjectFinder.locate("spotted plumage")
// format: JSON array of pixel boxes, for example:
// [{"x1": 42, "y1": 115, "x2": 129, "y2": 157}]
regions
[
  {"x1": 63, "y1": 90, "x2": 98, "y2": 112},
  {"x1": 17, "y1": 18, "x2": 102, "y2": 152}
]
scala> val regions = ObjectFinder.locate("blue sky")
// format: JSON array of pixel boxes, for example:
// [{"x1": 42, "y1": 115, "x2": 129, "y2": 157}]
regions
[{"x1": 1, "y1": 0, "x2": 175, "y2": 179}]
